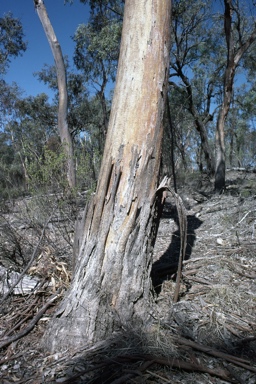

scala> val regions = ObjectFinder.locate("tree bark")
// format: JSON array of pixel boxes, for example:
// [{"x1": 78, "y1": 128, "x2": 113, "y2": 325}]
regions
[
  {"x1": 215, "y1": 0, "x2": 256, "y2": 193},
  {"x1": 42, "y1": 0, "x2": 171, "y2": 353},
  {"x1": 34, "y1": 0, "x2": 76, "y2": 188}
]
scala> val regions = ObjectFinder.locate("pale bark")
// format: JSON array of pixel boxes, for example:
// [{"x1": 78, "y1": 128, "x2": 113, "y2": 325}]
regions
[
  {"x1": 215, "y1": 0, "x2": 256, "y2": 193},
  {"x1": 43, "y1": 0, "x2": 171, "y2": 353},
  {"x1": 34, "y1": 0, "x2": 76, "y2": 188}
]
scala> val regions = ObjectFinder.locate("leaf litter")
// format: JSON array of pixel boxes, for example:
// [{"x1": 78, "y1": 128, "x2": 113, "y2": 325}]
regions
[{"x1": 0, "y1": 169, "x2": 255, "y2": 383}]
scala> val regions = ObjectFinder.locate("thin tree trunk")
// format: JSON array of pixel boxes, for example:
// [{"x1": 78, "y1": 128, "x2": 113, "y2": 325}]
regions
[
  {"x1": 34, "y1": 0, "x2": 76, "y2": 188},
  {"x1": 215, "y1": 0, "x2": 256, "y2": 193},
  {"x1": 215, "y1": 106, "x2": 227, "y2": 192},
  {"x1": 171, "y1": 75, "x2": 215, "y2": 176},
  {"x1": 97, "y1": 64, "x2": 108, "y2": 153},
  {"x1": 43, "y1": 0, "x2": 171, "y2": 353}
]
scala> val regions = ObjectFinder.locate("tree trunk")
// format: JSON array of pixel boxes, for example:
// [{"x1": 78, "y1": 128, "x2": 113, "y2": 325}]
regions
[
  {"x1": 171, "y1": 74, "x2": 215, "y2": 176},
  {"x1": 215, "y1": 105, "x2": 227, "y2": 192},
  {"x1": 42, "y1": 0, "x2": 171, "y2": 353},
  {"x1": 34, "y1": 0, "x2": 76, "y2": 188},
  {"x1": 215, "y1": 0, "x2": 256, "y2": 193}
]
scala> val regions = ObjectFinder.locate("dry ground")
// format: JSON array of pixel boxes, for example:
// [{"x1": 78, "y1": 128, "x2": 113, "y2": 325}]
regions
[{"x1": 0, "y1": 170, "x2": 255, "y2": 383}]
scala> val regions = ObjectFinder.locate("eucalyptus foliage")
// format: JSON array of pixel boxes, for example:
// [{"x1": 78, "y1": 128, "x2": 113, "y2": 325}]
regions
[{"x1": 0, "y1": 12, "x2": 27, "y2": 75}]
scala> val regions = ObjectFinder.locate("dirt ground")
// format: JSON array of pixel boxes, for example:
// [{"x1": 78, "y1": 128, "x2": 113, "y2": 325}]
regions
[{"x1": 0, "y1": 169, "x2": 255, "y2": 383}]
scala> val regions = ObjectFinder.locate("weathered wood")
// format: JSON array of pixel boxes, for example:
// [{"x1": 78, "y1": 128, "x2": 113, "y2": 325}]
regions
[
  {"x1": 43, "y1": 0, "x2": 172, "y2": 352},
  {"x1": 0, "y1": 266, "x2": 40, "y2": 295}
]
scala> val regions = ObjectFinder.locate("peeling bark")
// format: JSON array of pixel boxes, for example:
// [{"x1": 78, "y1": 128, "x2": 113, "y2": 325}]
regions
[{"x1": 42, "y1": 0, "x2": 171, "y2": 353}]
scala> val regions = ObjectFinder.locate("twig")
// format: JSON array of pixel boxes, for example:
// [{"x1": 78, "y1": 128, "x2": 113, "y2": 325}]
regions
[
  {"x1": 146, "y1": 369, "x2": 171, "y2": 382},
  {"x1": 0, "y1": 292, "x2": 59, "y2": 349},
  {"x1": 235, "y1": 209, "x2": 256, "y2": 227},
  {"x1": 229, "y1": 264, "x2": 256, "y2": 279},
  {"x1": 0, "y1": 351, "x2": 25, "y2": 365},
  {"x1": 4, "y1": 296, "x2": 40, "y2": 337}
]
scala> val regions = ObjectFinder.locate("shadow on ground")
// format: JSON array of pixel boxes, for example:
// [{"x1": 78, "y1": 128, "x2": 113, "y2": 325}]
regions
[
  {"x1": 54, "y1": 326, "x2": 256, "y2": 383},
  {"x1": 151, "y1": 204, "x2": 203, "y2": 293}
]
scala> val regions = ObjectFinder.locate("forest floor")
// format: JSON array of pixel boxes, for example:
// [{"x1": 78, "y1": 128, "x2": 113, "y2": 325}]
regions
[{"x1": 0, "y1": 169, "x2": 256, "y2": 383}]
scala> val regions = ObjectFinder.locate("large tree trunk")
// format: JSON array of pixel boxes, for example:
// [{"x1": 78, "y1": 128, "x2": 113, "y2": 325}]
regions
[
  {"x1": 43, "y1": 0, "x2": 171, "y2": 353},
  {"x1": 34, "y1": 0, "x2": 76, "y2": 188},
  {"x1": 215, "y1": 0, "x2": 256, "y2": 193}
]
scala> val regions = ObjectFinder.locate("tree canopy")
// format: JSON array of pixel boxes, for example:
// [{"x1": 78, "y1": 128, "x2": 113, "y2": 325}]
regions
[{"x1": 0, "y1": 12, "x2": 27, "y2": 75}]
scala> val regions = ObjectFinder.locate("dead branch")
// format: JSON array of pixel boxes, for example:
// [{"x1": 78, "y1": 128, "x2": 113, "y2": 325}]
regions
[{"x1": 4, "y1": 296, "x2": 40, "y2": 337}]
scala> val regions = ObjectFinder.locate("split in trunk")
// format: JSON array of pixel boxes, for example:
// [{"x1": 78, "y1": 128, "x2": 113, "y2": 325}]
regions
[{"x1": 42, "y1": 0, "x2": 172, "y2": 353}]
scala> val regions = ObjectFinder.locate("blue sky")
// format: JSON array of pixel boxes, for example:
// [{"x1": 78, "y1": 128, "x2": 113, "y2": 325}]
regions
[{"x1": 1, "y1": 0, "x2": 90, "y2": 100}]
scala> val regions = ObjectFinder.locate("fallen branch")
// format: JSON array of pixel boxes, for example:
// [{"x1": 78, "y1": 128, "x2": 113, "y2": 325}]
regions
[
  {"x1": 4, "y1": 296, "x2": 40, "y2": 337},
  {"x1": 235, "y1": 209, "x2": 256, "y2": 227}
]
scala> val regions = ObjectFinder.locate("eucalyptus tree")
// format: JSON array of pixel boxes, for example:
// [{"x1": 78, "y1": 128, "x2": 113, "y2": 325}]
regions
[
  {"x1": 0, "y1": 80, "x2": 21, "y2": 130},
  {"x1": 73, "y1": 0, "x2": 123, "y2": 152},
  {"x1": 0, "y1": 129, "x2": 20, "y2": 194},
  {"x1": 33, "y1": 0, "x2": 76, "y2": 188},
  {"x1": 37, "y1": 61, "x2": 105, "y2": 186},
  {"x1": 13, "y1": 93, "x2": 56, "y2": 154},
  {"x1": 43, "y1": 0, "x2": 171, "y2": 352},
  {"x1": 0, "y1": 12, "x2": 27, "y2": 75},
  {"x1": 0, "y1": 13, "x2": 26, "y2": 128},
  {"x1": 226, "y1": 83, "x2": 256, "y2": 167},
  {"x1": 36, "y1": 60, "x2": 89, "y2": 137},
  {"x1": 5, "y1": 93, "x2": 56, "y2": 189},
  {"x1": 215, "y1": 0, "x2": 256, "y2": 192},
  {"x1": 167, "y1": 86, "x2": 202, "y2": 172},
  {"x1": 170, "y1": 0, "x2": 222, "y2": 175},
  {"x1": 239, "y1": 50, "x2": 256, "y2": 166}
]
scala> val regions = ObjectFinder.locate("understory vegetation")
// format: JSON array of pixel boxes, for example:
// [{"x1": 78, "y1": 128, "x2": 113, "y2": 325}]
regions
[{"x1": 0, "y1": 170, "x2": 256, "y2": 383}]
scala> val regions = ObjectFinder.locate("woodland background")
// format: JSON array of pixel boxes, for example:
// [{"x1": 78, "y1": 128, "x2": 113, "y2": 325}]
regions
[{"x1": 0, "y1": 1, "x2": 256, "y2": 383}]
